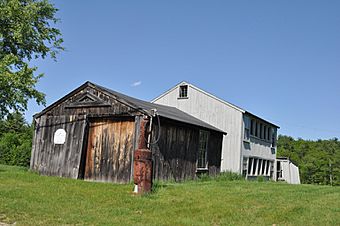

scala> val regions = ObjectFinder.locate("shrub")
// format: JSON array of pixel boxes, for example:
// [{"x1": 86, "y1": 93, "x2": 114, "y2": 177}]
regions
[
  {"x1": 0, "y1": 112, "x2": 33, "y2": 167},
  {"x1": 257, "y1": 176, "x2": 265, "y2": 182},
  {"x1": 216, "y1": 171, "x2": 244, "y2": 181}
]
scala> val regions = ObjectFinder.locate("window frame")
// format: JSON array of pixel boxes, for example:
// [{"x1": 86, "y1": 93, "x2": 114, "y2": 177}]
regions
[
  {"x1": 197, "y1": 130, "x2": 209, "y2": 170},
  {"x1": 178, "y1": 85, "x2": 189, "y2": 99},
  {"x1": 243, "y1": 115, "x2": 251, "y2": 142}
]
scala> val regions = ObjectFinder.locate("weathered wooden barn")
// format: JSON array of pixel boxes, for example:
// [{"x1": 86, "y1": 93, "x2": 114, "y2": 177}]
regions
[{"x1": 30, "y1": 81, "x2": 225, "y2": 183}]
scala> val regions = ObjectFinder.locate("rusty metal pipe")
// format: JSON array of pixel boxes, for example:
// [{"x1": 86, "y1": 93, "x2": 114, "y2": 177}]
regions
[{"x1": 133, "y1": 117, "x2": 153, "y2": 194}]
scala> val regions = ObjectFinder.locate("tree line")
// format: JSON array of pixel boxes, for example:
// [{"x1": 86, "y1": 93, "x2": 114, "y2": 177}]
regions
[{"x1": 277, "y1": 135, "x2": 340, "y2": 186}]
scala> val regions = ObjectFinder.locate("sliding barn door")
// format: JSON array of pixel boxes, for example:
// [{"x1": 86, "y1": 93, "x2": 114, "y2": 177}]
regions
[{"x1": 84, "y1": 118, "x2": 135, "y2": 183}]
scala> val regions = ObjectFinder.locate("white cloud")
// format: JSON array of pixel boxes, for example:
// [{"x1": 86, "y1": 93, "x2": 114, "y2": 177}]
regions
[{"x1": 131, "y1": 81, "x2": 142, "y2": 87}]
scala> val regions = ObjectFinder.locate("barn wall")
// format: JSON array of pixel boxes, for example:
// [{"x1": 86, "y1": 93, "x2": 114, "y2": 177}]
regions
[
  {"x1": 31, "y1": 85, "x2": 141, "y2": 180},
  {"x1": 30, "y1": 115, "x2": 87, "y2": 179},
  {"x1": 151, "y1": 118, "x2": 199, "y2": 181},
  {"x1": 151, "y1": 118, "x2": 223, "y2": 181}
]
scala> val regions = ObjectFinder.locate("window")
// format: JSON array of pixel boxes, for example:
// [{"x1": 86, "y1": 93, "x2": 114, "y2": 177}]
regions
[
  {"x1": 252, "y1": 158, "x2": 257, "y2": 175},
  {"x1": 179, "y1": 85, "x2": 188, "y2": 98},
  {"x1": 271, "y1": 128, "x2": 276, "y2": 147},
  {"x1": 257, "y1": 159, "x2": 262, "y2": 175},
  {"x1": 244, "y1": 116, "x2": 250, "y2": 141},
  {"x1": 248, "y1": 158, "x2": 253, "y2": 175},
  {"x1": 197, "y1": 130, "x2": 209, "y2": 169},
  {"x1": 250, "y1": 119, "x2": 255, "y2": 136},
  {"x1": 267, "y1": 127, "x2": 270, "y2": 140},
  {"x1": 255, "y1": 121, "x2": 258, "y2": 137},
  {"x1": 265, "y1": 160, "x2": 270, "y2": 175},
  {"x1": 261, "y1": 160, "x2": 266, "y2": 175},
  {"x1": 243, "y1": 157, "x2": 248, "y2": 177}
]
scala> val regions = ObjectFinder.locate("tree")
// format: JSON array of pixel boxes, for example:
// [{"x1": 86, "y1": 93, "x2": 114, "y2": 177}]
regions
[
  {"x1": 0, "y1": 111, "x2": 33, "y2": 167},
  {"x1": 0, "y1": 0, "x2": 63, "y2": 118}
]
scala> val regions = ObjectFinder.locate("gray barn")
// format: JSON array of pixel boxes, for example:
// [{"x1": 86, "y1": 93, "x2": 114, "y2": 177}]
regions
[{"x1": 30, "y1": 81, "x2": 225, "y2": 183}]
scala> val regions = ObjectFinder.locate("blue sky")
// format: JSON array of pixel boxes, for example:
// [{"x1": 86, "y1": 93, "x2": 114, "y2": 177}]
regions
[{"x1": 27, "y1": 1, "x2": 340, "y2": 140}]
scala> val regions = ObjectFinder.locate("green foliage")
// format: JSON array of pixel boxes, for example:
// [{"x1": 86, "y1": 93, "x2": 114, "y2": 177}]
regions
[
  {"x1": 215, "y1": 171, "x2": 244, "y2": 181},
  {"x1": 257, "y1": 176, "x2": 265, "y2": 182},
  {"x1": 0, "y1": 0, "x2": 64, "y2": 118},
  {"x1": 0, "y1": 112, "x2": 32, "y2": 167},
  {"x1": 197, "y1": 171, "x2": 244, "y2": 182},
  {"x1": 277, "y1": 135, "x2": 340, "y2": 186}
]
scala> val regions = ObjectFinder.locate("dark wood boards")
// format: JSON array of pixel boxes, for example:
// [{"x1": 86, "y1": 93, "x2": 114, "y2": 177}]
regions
[
  {"x1": 207, "y1": 131, "x2": 223, "y2": 176},
  {"x1": 84, "y1": 118, "x2": 135, "y2": 183},
  {"x1": 151, "y1": 118, "x2": 199, "y2": 182},
  {"x1": 151, "y1": 118, "x2": 223, "y2": 182}
]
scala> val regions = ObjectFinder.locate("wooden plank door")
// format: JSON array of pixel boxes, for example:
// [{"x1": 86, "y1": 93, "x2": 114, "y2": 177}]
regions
[
  {"x1": 31, "y1": 115, "x2": 87, "y2": 179},
  {"x1": 84, "y1": 118, "x2": 135, "y2": 183}
]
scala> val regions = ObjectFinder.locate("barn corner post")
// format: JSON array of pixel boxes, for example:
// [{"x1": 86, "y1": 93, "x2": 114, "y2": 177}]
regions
[
  {"x1": 133, "y1": 115, "x2": 153, "y2": 195},
  {"x1": 30, "y1": 116, "x2": 38, "y2": 171}
]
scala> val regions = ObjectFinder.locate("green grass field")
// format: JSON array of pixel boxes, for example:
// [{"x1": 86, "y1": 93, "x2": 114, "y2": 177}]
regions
[{"x1": 0, "y1": 165, "x2": 339, "y2": 226}]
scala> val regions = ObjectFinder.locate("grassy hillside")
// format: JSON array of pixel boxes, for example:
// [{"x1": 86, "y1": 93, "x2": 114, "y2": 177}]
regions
[{"x1": 0, "y1": 165, "x2": 339, "y2": 226}]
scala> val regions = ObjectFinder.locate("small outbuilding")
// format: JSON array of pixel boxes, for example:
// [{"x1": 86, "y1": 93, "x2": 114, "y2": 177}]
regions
[
  {"x1": 30, "y1": 81, "x2": 225, "y2": 183},
  {"x1": 276, "y1": 157, "x2": 301, "y2": 184}
]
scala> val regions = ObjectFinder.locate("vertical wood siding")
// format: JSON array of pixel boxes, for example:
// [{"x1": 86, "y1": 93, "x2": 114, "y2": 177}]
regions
[
  {"x1": 84, "y1": 118, "x2": 135, "y2": 183},
  {"x1": 151, "y1": 119, "x2": 199, "y2": 181},
  {"x1": 151, "y1": 118, "x2": 222, "y2": 181},
  {"x1": 30, "y1": 115, "x2": 87, "y2": 179},
  {"x1": 207, "y1": 131, "x2": 223, "y2": 176}
]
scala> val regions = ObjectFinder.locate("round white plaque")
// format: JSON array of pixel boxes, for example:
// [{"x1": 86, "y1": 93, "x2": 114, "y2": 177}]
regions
[{"x1": 54, "y1": 128, "x2": 66, "y2": 144}]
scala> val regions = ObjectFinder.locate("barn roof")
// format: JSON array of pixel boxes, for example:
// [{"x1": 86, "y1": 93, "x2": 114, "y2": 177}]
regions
[
  {"x1": 94, "y1": 82, "x2": 226, "y2": 134},
  {"x1": 35, "y1": 81, "x2": 226, "y2": 134}
]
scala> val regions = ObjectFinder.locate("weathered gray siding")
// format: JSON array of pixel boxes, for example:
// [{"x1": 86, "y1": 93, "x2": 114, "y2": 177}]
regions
[
  {"x1": 30, "y1": 85, "x2": 141, "y2": 181},
  {"x1": 151, "y1": 118, "x2": 222, "y2": 181},
  {"x1": 153, "y1": 83, "x2": 243, "y2": 173},
  {"x1": 31, "y1": 115, "x2": 87, "y2": 179}
]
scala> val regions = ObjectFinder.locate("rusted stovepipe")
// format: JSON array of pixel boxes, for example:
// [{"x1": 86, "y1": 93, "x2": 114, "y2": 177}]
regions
[{"x1": 133, "y1": 116, "x2": 153, "y2": 194}]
